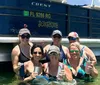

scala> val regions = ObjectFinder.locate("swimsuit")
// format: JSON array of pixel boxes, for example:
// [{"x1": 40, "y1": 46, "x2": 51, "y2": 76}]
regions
[
  {"x1": 43, "y1": 62, "x2": 64, "y2": 80},
  {"x1": 18, "y1": 45, "x2": 30, "y2": 63},
  {"x1": 18, "y1": 45, "x2": 30, "y2": 78},
  {"x1": 65, "y1": 46, "x2": 87, "y2": 79}
]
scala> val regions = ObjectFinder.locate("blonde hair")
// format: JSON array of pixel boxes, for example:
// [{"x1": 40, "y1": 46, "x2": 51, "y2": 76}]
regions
[{"x1": 69, "y1": 42, "x2": 81, "y2": 53}]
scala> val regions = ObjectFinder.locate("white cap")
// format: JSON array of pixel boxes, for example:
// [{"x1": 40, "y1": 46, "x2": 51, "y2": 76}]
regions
[{"x1": 52, "y1": 30, "x2": 62, "y2": 37}]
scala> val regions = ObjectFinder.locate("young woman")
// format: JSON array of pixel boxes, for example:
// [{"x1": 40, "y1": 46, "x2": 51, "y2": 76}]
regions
[
  {"x1": 23, "y1": 44, "x2": 44, "y2": 82},
  {"x1": 67, "y1": 32, "x2": 97, "y2": 66},
  {"x1": 44, "y1": 30, "x2": 70, "y2": 62},
  {"x1": 67, "y1": 42, "x2": 98, "y2": 79},
  {"x1": 43, "y1": 45, "x2": 73, "y2": 81},
  {"x1": 11, "y1": 25, "x2": 33, "y2": 78}
]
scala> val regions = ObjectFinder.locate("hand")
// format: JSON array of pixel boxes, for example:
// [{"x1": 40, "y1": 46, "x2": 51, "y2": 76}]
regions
[
  {"x1": 58, "y1": 70, "x2": 67, "y2": 81},
  {"x1": 14, "y1": 65, "x2": 22, "y2": 74},
  {"x1": 31, "y1": 72, "x2": 38, "y2": 79},
  {"x1": 90, "y1": 61, "x2": 94, "y2": 68},
  {"x1": 85, "y1": 61, "x2": 93, "y2": 74},
  {"x1": 71, "y1": 68, "x2": 77, "y2": 76}
]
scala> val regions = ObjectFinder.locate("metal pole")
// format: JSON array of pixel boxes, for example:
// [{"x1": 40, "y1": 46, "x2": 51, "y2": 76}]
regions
[{"x1": 91, "y1": 0, "x2": 94, "y2": 7}]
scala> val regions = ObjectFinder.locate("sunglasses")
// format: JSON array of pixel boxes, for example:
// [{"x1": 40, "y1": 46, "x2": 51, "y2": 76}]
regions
[
  {"x1": 49, "y1": 52, "x2": 59, "y2": 56},
  {"x1": 70, "y1": 50, "x2": 79, "y2": 53},
  {"x1": 68, "y1": 37, "x2": 77, "y2": 41},
  {"x1": 53, "y1": 35, "x2": 61, "y2": 39},
  {"x1": 21, "y1": 34, "x2": 30, "y2": 39},
  {"x1": 33, "y1": 52, "x2": 42, "y2": 54}
]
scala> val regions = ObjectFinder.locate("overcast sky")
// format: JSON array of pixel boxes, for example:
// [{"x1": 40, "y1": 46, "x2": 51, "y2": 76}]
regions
[{"x1": 67, "y1": 0, "x2": 100, "y2": 6}]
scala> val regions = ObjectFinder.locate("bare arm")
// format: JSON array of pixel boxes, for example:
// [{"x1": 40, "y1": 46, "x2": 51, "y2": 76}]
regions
[
  {"x1": 23, "y1": 62, "x2": 38, "y2": 82},
  {"x1": 11, "y1": 45, "x2": 20, "y2": 74},
  {"x1": 85, "y1": 46, "x2": 97, "y2": 65},
  {"x1": 90, "y1": 66, "x2": 98, "y2": 78},
  {"x1": 43, "y1": 44, "x2": 50, "y2": 53},
  {"x1": 23, "y1": 72, "x2": 38, "y2": 82}
]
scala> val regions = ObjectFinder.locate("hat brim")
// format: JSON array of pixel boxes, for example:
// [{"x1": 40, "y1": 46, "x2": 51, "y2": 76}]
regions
[
  {"x1": 39, "y1": 57, "x2": 50, "y2": 64},
  {"x1": 52, "y1": 33, "x2": 62, "y2": 37},
  {"x1": 19, "y1": 32, "x2": 31, "y2": 36},
  {"x1": 48, "y1": 50, "x2": 59, "y2": 55}
]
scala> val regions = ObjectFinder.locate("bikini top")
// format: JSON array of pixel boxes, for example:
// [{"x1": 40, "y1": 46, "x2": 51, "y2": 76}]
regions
[{"x1": 18, "y1": 45, "x2": 30, "y2": 63}]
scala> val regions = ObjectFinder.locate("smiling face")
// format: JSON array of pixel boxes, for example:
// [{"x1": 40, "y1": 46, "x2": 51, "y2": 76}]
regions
[
  {"x1": 32, "y1": 47, "x2": 42, "y2": 62},
  {"x1": 69, "y1": 44, "x2": 80, "y2": 59},
  {"x1": 52, "y1": 34, "x2": 62, "y2": 45}
]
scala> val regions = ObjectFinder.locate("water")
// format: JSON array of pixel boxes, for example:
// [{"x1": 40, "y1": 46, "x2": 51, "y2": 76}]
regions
[{"x1": 0, "y1": 58, "x2": 100, "y2": 85}]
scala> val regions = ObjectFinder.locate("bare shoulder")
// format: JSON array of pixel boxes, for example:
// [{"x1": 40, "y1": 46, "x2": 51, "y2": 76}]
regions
[
  {"x1": 62, "y1": 45, "x2": 68, "y2": 51},
  {"x1": 24, "y1": 60, "x2": 32, "y2": 66},
  {"x1": 81, "y1": 44, "x2": 96, "y2": 58},
  {"x1": 29, "y1": 42, "x2": 33, "y2": 47},
  {"x1": 84, "y1": 45, "x2": 91, "y2": 50},
  {"x1": 43, "y1": 44, "x2": 51, "y2": 52},
  {"x1": 12, "y1": 45, "x2": 20, "y2": 56},
  {"x1": 81, "y1": 44, "x2": 93, "y2": 52},
  {"x1": 44, "y1": 44, "x2": 51, "y2": 48},
  {"x1": 61, "y1": 45, "x2": 69, "y2": 56}
]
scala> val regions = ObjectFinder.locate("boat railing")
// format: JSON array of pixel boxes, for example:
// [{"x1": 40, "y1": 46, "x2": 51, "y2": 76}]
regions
[
  {"x1": 0, "y1": 37, "x2": 100, "y2": 47},
  {"x1": 0, "y1": 37, "x2": 100, "y2": 62}
]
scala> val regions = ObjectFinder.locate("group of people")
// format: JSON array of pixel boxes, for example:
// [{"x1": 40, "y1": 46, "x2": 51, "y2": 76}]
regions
[{"x1": 11, "y1": 26, "x2": 98, "y2": 84}]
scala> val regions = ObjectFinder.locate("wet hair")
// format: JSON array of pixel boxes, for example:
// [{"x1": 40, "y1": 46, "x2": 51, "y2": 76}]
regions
[{"x1": 31, "y1": 44, "x2": 44, "y2": 55}]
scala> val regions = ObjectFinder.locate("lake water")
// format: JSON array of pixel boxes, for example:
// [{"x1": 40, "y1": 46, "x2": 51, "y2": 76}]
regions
[{"x1": 0, "y1": 58, "x2": 100, "y2": 85}]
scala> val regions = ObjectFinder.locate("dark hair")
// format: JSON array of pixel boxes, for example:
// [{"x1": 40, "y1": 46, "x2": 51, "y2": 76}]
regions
[{"x1": 31, "y1": 44, "x2": 44, "y2": 55}]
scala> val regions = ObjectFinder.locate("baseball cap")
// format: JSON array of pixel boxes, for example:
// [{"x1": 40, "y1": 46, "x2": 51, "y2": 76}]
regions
[
  {"x1": 19, "y1": 28, "x2": 31, "y2": 36},
  {"x1": 39, "y1": 45, "x2": 60, "y2": 63},
  {"x1": 68, "y1": 32, "x2": 79, "y2": 38},
  {"x1": 48, "y1": 45, "x2": 60, "y2": 55},
  {"x1": 52, "y1": 30, "x2": 62, "y2": 37}
]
